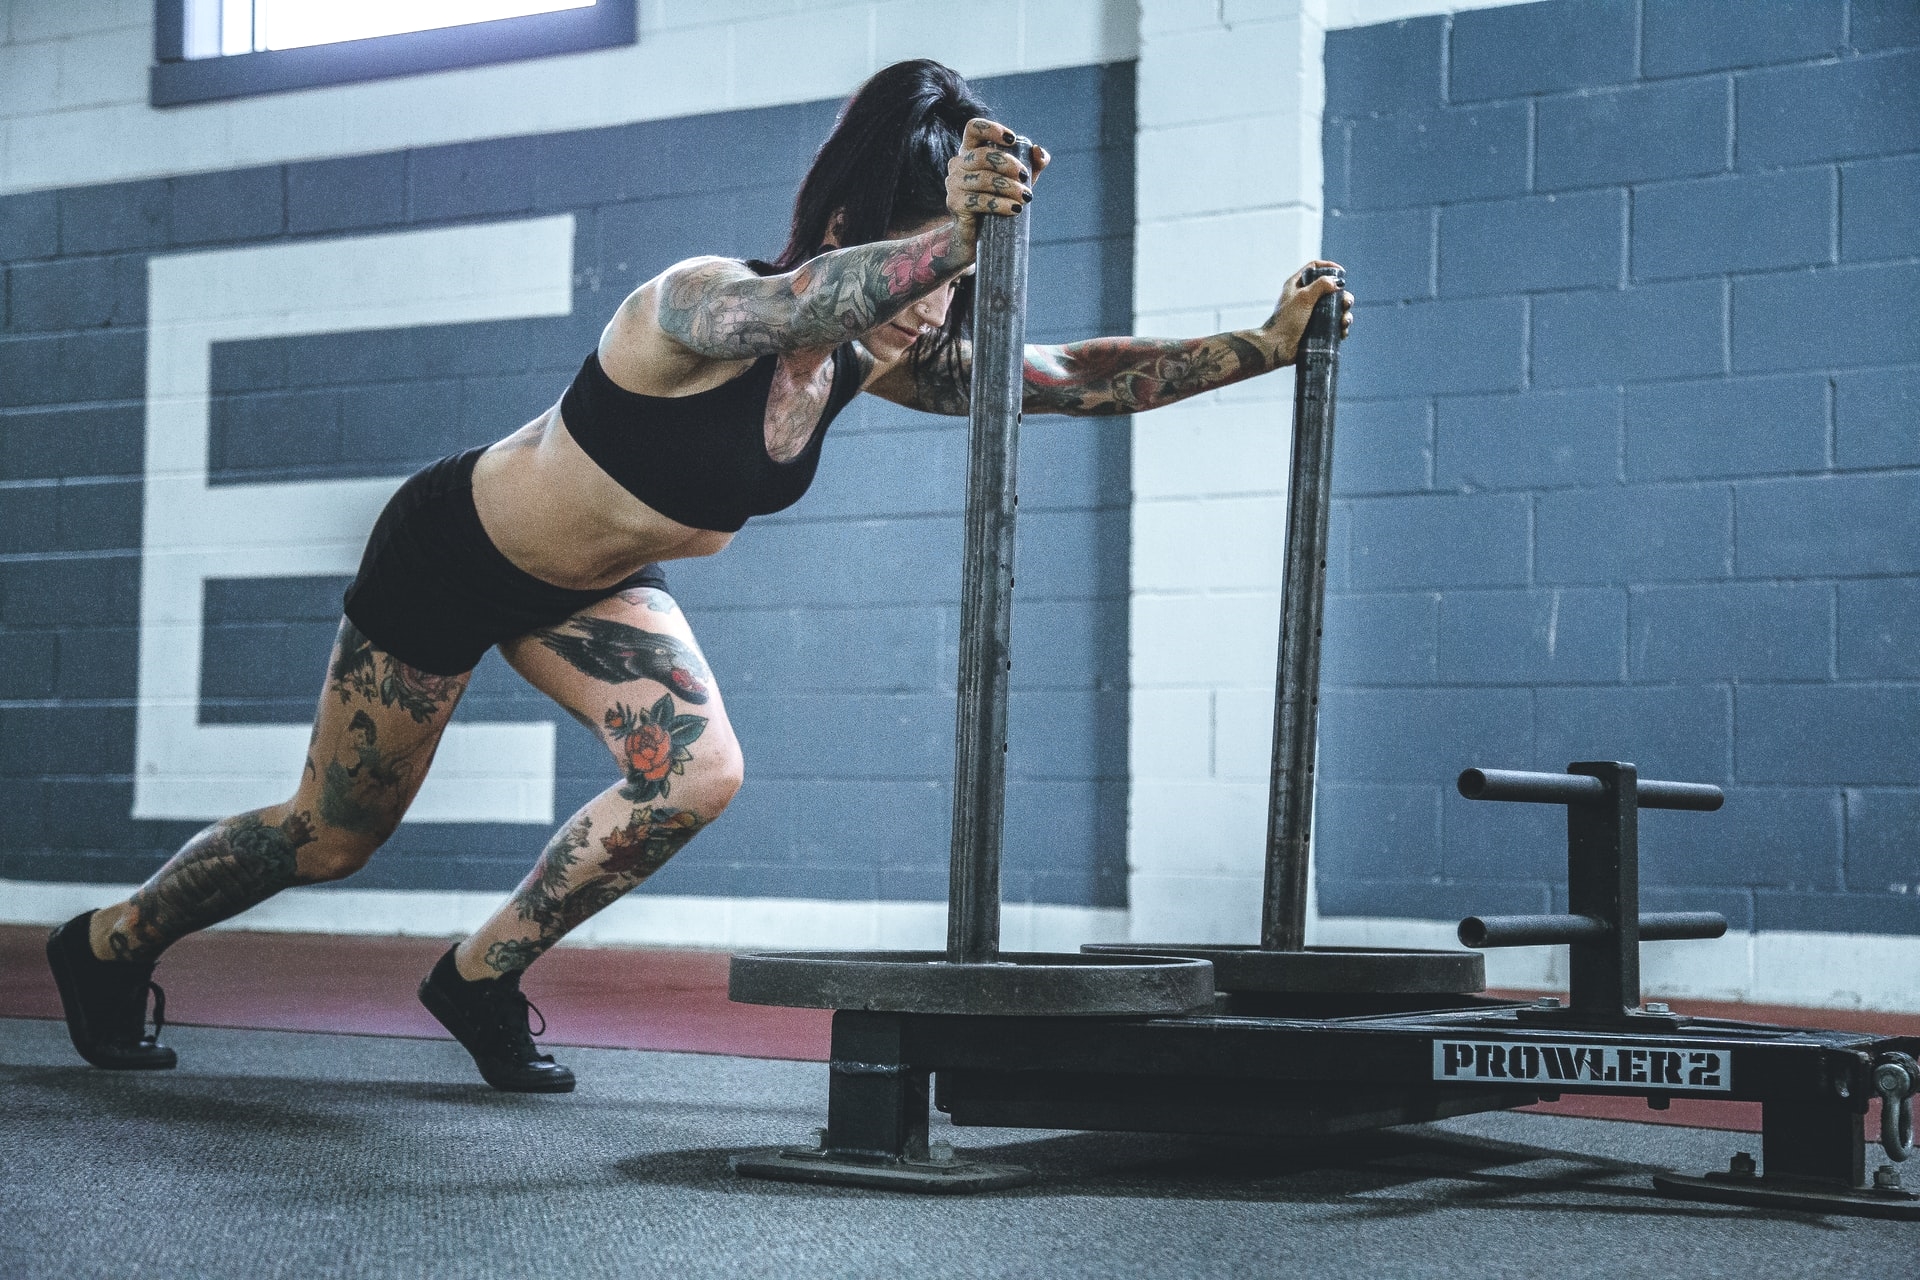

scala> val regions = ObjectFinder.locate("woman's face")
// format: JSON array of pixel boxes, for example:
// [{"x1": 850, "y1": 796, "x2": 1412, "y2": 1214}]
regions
[
  {"x1": 826, "y1": 214, "x2": 962, "y2": 363},
  {"x1": 862, "y1": 272, "x2": 958, "y2": 362}
]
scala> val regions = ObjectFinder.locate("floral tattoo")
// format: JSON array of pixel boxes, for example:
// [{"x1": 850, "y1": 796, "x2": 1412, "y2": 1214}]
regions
[
  {"x1": 605, "y1": 695, "x2": 707, "y2": 803},
  {"x1": 483, "y1": 939, "x2": 545, "y2": 973},
  {"x1": 329, "y1": 620, "x2": 464, "y2": 723},
  {"x1": 653, "y1": 221, "x2": 971, "y2": 360}
]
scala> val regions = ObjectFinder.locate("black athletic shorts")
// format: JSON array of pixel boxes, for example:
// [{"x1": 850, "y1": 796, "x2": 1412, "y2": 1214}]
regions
[{"x1": 342, "y1": 446, "x2": 670, "y2": 676}]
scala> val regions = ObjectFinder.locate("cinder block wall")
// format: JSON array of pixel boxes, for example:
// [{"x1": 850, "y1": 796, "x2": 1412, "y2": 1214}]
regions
[
  {"x1": 1319, "y1": 0, "x2": 1920, "y2": 936},
  {"x1": 0, "y1": 0, "x2": 1137, "y2": 935}
]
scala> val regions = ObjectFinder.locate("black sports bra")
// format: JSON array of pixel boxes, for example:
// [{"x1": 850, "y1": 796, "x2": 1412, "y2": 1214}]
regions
[{"x1": 559, "y1": 343, "x2": 862, "y2": 534}]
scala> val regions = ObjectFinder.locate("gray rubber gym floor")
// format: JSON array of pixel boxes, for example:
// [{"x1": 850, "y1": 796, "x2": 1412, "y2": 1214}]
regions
[{"x1": 0, "y1": 1016, "x2": 1903, "y2": 1279}]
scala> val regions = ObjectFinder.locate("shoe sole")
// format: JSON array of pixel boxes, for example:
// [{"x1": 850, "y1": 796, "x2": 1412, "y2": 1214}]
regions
[
  {"x1": 45, "y1": 927, "x2": 176, "y2": 1072},
  {"x1": 417, "y1": 976, "x2": 575, "y2": 1094}
]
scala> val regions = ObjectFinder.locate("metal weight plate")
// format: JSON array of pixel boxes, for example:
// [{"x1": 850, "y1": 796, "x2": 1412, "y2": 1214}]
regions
[
  {"x1": 1079, "y1": 944, "x2": 1484, "y2": 995},
  {"x1": 728, "y1": 950, "x2": 1215, "y2": 1015}
]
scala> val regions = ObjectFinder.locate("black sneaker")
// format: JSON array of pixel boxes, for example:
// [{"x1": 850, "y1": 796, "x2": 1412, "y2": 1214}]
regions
[
  {"x1": 45, "y1": 911, "x2": 177, "y2": 1071},
  {"x1": 417, "y1": 947, "x2": 575, "y2": 1093}
]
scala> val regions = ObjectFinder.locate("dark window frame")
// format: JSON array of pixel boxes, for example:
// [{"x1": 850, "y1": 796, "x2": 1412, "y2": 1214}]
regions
[{"x1": 151, "y1": 0, "x2": 637, "y2": 108}]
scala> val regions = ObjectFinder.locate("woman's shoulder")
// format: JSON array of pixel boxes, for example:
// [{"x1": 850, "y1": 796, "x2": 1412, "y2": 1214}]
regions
[
  {"x1": 655, "y1": 255, "x2": 767, "y2": 292},
  {"x1": 602, "y1": 259, "x2": 766, "y2": 392},
  {"x1": 640, "y1": 257, "x2": 790, "y2": 340}
]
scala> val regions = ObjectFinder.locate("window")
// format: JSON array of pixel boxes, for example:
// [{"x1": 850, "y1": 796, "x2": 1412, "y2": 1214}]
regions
[{"x1": 152, "y1": 0, "x2": 637, "y2": 107}]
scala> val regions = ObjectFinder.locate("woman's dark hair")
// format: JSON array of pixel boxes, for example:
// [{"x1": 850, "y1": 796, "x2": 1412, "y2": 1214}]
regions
[{"x1": 758, "y1": 59, "x2": 989, "y2": 379}]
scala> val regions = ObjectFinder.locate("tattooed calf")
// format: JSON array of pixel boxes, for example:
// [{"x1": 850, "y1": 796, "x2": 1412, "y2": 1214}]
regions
[
  {"x1": 599, "y1": 805, "x2": 706, "y2": 882},
  {"x1": 512, "y1": 815, "x2": 594, "y2": 927},
  {"x1": 329, "y1": 619, "x2": 464, "y2": 723},
  {"x1": 484, "y1": 805, "x2": 709, "y2": 975},
  {"x1": 114, "y1": 811, "x2": 319, "y2": 960},
  {"x1": 537, "y1": 615, "x2": 711, "y2": 703}
]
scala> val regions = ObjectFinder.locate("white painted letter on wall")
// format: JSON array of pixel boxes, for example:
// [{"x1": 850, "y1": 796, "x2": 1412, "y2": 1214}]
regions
[{"x1": 135, "y1": 216, "x2": 576, "y2": 824}]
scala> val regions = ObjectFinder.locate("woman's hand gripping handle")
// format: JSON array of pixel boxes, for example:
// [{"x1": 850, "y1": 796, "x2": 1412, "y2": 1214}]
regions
[
  {"x1": 945, "y1": 118, "x2": 1049, "y2": 256},
  {"x1": 1258, "y1": 261, "x2": 1356, "y2": 366}
]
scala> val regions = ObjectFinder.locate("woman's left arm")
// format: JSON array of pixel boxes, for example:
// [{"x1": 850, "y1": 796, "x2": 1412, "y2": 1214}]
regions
[
  {"x1": 873, "y1": 260, "x2": 1353, "y2": 416},
  {"x1": 1020, "y1": 330, "x2": 1280, "y2": 416}
]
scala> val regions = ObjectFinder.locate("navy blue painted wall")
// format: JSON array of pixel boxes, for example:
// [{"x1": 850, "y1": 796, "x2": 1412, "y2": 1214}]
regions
[
  {"x1": 1319, "y1": 0, "x2": 1920, "y2": 934},
  {"x1": 0, "y1": 63, "x2": 1136, "y2": 907}
]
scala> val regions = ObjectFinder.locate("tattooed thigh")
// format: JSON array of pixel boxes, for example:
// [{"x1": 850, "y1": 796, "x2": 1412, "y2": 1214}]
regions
[
  {"x1": 502, "y1": 592, "x2": 741, "y2": 803},
  {"x1": 314, "y1": 709, "x2": 429, "y2": 837},
  {"x1": 328, "y1": 618, "x2": 467, "y2": 724},
  {"x1": 299, "y1": 618, "x2": 470, "y2": 849},
  {"x1": 528, "y1": 607, "x2": 712, "y2": 704}
]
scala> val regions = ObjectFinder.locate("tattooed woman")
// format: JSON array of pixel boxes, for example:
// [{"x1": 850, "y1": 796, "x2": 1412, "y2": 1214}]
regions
[{"x1": 48, "y1": 59, "x2": 1352, "y2": 1092}]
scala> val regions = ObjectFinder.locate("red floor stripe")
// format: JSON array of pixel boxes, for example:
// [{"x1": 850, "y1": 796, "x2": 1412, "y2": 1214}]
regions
[
  {"x1": 1, "y1": 926, "x2": 830, "y2": 1061},
  {"x1": 8, "y1": 927, "x2": 1917, "y2": 1136}
]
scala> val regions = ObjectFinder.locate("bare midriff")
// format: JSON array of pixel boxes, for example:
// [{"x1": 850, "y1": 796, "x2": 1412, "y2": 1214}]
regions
[
  {"x1": 467, "y1": 290, "x2": 860, "y2": 592},
  {"x1": 470, "y1": 409, "x2": 734, "y2": 592}
]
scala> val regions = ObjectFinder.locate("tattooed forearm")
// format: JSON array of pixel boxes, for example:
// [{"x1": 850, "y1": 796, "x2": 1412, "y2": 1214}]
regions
[
  {"x1": 656, "y1": 222, "x2": 972, "y2": 359},
  {"x1": 1029, "y1": 330, "x2": 1282, "y2": 416},
  {"x1": 536, "y1": 616, "x2": 711, "y2": 704},
  {"x1": 112, "y1": 811, "x2": 319, "y2": 960},
  {"x1": 899, "y1": 330, "x2": 1280, "y2": 418},
  {"x1": 330, "y1": 619, "x2": 466, "y2": 723},
  {"x1": 1022, "y1": 332, "x2": 1275, "y2": 415},
  {"x1": 484, "y1": 804, "x2": 709, "y2": 974}
]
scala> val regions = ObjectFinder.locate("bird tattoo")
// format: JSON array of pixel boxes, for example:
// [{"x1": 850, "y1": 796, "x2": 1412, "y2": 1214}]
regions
[{"x1": 536, "y1": 616, "x2": 712, "y2": 703}]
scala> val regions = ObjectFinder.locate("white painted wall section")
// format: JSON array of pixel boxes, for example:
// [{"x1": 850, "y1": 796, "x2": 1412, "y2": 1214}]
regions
[{"x1": 1128, "y1": 0, "x2": 1329, "y2": 943}]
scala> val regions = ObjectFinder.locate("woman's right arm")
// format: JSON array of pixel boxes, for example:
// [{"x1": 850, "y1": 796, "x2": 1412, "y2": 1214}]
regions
[
  {"x1": 652, "y1": 224, "x2": 974, "y2": 359},
  {"x1": 648, "y1": 118, "x2": 1035, "y2": 360}
]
